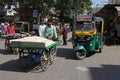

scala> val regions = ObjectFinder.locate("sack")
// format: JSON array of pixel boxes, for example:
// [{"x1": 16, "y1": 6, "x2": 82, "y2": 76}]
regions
[{"x1": 52, "y1": 36, "x2": 58, "y2": 41}]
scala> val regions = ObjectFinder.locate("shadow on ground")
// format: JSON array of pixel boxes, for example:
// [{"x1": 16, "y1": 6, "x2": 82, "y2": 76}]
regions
[
  {"x1": 89, "y1": 65, "x2": 120, "y2": 80},
  {"x1": 57, "y1": 47, "x2": 98, "y2": 60},
  {"x1": 0, "y1": 49, "x2": 17, "y2": 55},
  {"x1": 0, "y1": 59, "x2": 25, "y2": 72},
  {"x1": 67, "y1": 37, "x2": 73, "y2": 42},
  {"x1": 0, "y1": 59, "x2": 45, "y2": 73},
  {"x1": 0, "y1": 49, "x2": 5, "y2": 54},
  {"x1": 57, "y1": 48, "x2": 77, "y2": 60},
  {"x1": 0, "y1": 49, "x2": 9, "y2": 55}
]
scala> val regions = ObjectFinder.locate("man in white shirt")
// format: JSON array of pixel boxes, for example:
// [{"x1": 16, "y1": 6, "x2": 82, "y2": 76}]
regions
[
  {"x1": 38, "y1": 19, "x2": 46, "y2": 37},
  {"x1": 1, "y1": 22, "x2": 9, "y2": 35}
]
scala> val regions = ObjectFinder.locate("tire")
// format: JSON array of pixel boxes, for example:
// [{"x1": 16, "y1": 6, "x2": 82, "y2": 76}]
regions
[
  {"x1": 49, "y1": 46, "x2": 57, "y2": 65},
  {"x1": 5, "y1": 40, "x2": 10, "y2": 51},
  {"x1": 76, "y1": 51, "x2": 86, "y2": 60},
  {"x1": 40, "y1": 50, "x2": 49, "y2": 71},
  {"x1": 98, "y1": 48, "x2": 102, "y2": 53},
  {"x1": 13, "y1": 48, "x2": 19, "y2": 55},
  {"x1": 5, "y1": 39, "x2": 13, "y2": 54}
]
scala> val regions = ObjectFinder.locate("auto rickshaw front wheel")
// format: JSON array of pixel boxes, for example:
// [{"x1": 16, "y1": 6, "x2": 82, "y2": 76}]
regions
[
  {"x1": 76, "y1": 51, "x2": 86, "y2": 60},
  {"x1": 98, "y1": 48, "x2": 102, "y2": 53}
]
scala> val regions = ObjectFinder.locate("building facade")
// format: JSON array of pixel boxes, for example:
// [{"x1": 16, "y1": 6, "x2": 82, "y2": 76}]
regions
[{"x1": 109, "y1": 0, "x2": 120, "y2": 4}]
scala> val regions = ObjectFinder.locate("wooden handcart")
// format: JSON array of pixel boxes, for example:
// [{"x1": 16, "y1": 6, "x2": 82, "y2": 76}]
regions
[{"x1": 10, "y1": 36, "x2": 62, "y2": 71}]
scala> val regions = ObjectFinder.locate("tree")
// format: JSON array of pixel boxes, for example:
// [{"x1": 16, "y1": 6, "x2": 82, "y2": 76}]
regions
[
  {"x1": 0, "y1": 0, "x2": 15, "y2": 9},
  {"x1": 20, "y1": 0, "x2": 57, "y2": 19},
  {"x1": 56, "y1": 0, "x2": 92, "y2": 22},
  {"x1": 3, "y1": 0, "x2": 92, "y2": 22}
]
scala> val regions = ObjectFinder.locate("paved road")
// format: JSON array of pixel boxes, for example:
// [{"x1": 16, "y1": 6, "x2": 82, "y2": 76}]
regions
[{"x1": 0, "y1": 33, "x2": 120, "y2": 80}]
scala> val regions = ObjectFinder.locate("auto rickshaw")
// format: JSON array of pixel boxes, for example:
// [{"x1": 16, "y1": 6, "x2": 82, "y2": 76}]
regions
[
  {"x1": 72, "y1": 15, "x2": 104, "y2": 60},
  {"x1": 14, "y1": 21, "x2": 30, "y2": 33},
  {"x1": 95, "y1": 17, "x2": 104, "y2": 52}
]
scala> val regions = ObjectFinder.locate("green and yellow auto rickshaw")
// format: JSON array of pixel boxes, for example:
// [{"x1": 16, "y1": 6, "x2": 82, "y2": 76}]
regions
[
  {"x1": 95, "y1": 17, "x2": 104, "y2": 52},
  {"x1": 72, "y1": 15, "x2": 104, "y2": 60},
  {"x1": 14, "y1": 21, "x2": 30, "y2": 33}
]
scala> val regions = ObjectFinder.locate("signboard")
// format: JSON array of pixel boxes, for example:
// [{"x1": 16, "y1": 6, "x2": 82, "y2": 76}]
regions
[
  {"x1": 32, "y1": 9, "x2": 38, "y2": 17},
  {"x1": 74, "y1": 15, "x2": 92, "y2": 21}
]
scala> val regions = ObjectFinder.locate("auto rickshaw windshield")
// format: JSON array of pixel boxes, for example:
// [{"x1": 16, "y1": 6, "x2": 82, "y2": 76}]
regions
[
  {"x1": 14, "y1": 23, "x2": 23, "y2": 28},
  {"x1": 75, "y1": 21, "x2": 94, "y2": 31}
]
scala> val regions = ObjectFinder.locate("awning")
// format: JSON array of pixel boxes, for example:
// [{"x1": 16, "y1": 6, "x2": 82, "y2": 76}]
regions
[
  {"x1": 115, "y1": 6, "x2": 120, "y2": 11},
  {"x1": 115, "y1": 6, "x2": 120, "y2": 16},
  {"x1": 94, "y1": 4, "x2": 118, "y2": 17}
]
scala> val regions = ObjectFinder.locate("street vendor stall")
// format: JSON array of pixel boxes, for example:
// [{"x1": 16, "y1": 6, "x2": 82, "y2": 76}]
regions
[{"x1": 10, "y1": 36, "x2": 62, "y2": 71}]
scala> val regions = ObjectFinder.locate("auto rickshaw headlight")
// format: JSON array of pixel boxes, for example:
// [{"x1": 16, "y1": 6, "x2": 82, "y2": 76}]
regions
[{"x1": 73, "y1": 36, "x2": 77, "y2": 39}]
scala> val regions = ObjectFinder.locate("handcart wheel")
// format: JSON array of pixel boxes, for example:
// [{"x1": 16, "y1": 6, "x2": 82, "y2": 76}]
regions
[
  {"x1": 40, "y1": 50, "x2": 49, "y2": 71},
  {"x1": 5, "y1": 39, "x2": 10, "y2": 51},
  {"x1": 49, "y1": 46, "x2": 57, "y2": 65},
  {"x1": 13, "y1": 48, "x2": 19, "y2": 55},
  {"x1": 5, "y1": 39, "x2": 13, "y2": 53}
]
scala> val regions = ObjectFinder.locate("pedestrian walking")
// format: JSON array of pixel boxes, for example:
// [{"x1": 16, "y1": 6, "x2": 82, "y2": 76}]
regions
[
  {"x1": 55, "y1": 22, "x2": 61, "y2": 39},
  {"x1": 1, "y1": 22, "x2": 9, "y2": 35},
  {"x1": 38, "y1": 19, "x2": 46, "y2": 37},
  {"x1": 62, "y1": 23, "x2": 67, "y2": 45}
]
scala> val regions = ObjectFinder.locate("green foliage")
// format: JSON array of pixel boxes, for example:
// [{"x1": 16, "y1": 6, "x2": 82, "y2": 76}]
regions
[
  {"x1": 22, "y1": 0, "x2": 92, "y2": 21},
  {"x1": 56, "y1": 0, "x2": 92, "y2": 22},
  {"x1": 1, "y1": 0, "x2": 92, "y2": 22},
  {"x1": 0, "y1": 0, "x2": 13, "y2": 9}
]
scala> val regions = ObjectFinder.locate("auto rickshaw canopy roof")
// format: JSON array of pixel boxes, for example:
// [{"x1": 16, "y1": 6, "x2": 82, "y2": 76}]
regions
[
  {"x1": 14, "y1": 21, "x2": 29, "y2": 24},
  {"x1": 74, "y1": 14, "x2": 93, "y2": 22}
]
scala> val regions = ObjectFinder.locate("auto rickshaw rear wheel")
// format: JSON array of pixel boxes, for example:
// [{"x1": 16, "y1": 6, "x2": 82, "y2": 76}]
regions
[
  {"x1": 76, "y1": 51, "x2": 86, "y2": 60},
  {"x1": 98, "y1": 48, "x2": 102, "y2": 53}
]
